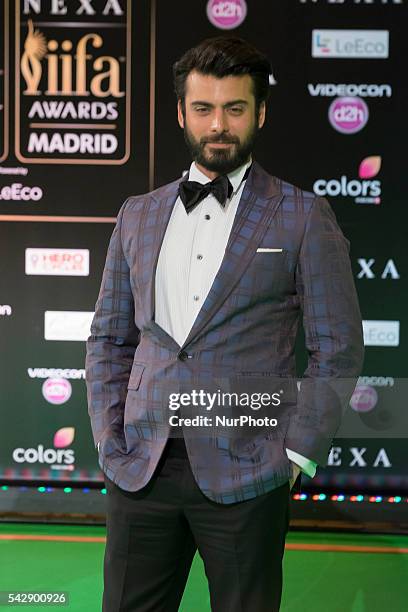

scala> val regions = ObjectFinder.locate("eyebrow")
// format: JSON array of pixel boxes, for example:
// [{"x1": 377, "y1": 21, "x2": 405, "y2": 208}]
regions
[{"x1": 190, "y1": 100, "x2": 249, "y2": 108}]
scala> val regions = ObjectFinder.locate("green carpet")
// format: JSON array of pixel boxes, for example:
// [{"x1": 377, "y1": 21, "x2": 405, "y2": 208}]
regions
[{"x1": 0, "y1": 523, "x2": 407, "y2": 611}]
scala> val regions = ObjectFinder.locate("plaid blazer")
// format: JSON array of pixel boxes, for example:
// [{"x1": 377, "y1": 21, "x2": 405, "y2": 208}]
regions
[{"x1": 85, "y1": 160, "x2": 364, "y2": 503}]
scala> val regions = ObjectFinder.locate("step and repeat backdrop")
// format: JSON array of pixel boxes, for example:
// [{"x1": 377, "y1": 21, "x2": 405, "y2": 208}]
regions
[{"x1": 1, "y1": 0, "x2": 407, "y2": 490}]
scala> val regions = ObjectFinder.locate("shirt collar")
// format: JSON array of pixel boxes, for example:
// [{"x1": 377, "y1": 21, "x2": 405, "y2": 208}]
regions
[{"x1": 188, "y1": 157, "x2": 252, "y2": 193}]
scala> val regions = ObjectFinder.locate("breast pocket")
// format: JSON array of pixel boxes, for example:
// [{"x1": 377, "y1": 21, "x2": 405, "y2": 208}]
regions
[
  {"x1": 242, "y1": 247, "x2": 295, "y2": 296},
  {"x1": 252, "y1": 247, "x2": 289, "y2": 268}
]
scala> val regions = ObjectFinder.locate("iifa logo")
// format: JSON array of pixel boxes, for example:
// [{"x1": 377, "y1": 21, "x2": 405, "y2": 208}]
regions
[
  {"x1": 21, "y1": 20, "x2": 124, "y2": 98},
  {"x1": 313, "y1": 156, "x2": 382, "y2": 204},
  {"x1": 15, "y1": 1, "x2": 131, "y2": 164}
]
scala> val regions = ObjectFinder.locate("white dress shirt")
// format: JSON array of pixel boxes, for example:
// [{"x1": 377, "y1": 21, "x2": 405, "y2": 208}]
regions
[{"x1": 154, "y1": 159, "x2": 317, "y2": 479}]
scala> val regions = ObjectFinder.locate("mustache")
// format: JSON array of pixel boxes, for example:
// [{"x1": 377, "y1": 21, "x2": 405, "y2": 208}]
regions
[{"x1": 201, "y1": 136, "x2": 239, "y2": 144}]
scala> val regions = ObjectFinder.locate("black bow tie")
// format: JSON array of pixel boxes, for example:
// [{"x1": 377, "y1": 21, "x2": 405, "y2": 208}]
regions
[{"x1": 179, "y1": 174, "x2": 234, "y2": 214}]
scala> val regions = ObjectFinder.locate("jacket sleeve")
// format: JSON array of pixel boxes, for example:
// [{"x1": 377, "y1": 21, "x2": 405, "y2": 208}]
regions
[
  {"x1": 85, "y1": 198, "x2": 140, "y2": 449},
  {"x1": 285, "y1": 196, "x2": 365, "y2": 466}
]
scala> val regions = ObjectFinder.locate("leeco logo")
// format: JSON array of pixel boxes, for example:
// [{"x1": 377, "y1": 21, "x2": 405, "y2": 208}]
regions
[
  {"x1": 312, "y1": 30, "x2": 389, "y2": 58},
  {"x1": 362, "y1": 321, "x2": 400, "y2": 347}
]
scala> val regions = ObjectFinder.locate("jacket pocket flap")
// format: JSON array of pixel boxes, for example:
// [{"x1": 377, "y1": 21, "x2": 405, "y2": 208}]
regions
[{"x1": 127, "y1": 363, "x2": 145, "y2": 390}]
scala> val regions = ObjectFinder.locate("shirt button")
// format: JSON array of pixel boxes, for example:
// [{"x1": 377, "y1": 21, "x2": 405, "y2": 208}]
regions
[
  {"x1": 197, "y1": 254, "x2": 203, "y2": 260},
  {"x1": 178, "y1": 350, "x2": 189, "y2": 361},
  {"x1": 205, "y1": 214, "x2": 211, "y2": 220},
  {"x1": 193, "y1": 295, "x2": 199, "y2": 301}
]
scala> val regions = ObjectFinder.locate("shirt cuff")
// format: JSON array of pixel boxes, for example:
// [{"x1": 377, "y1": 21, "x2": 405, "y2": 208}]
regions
[{"x1": 286, "y1": 448, "x2": 317, "y2": 478}]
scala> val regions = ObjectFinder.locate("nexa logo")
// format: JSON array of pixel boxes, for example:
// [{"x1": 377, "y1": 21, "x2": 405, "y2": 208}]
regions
[
  {"x1": 328, "y1": 447, "x2": 391, "y2": 468},
  {"x1": 308, "y1": 83, "x2": 392, "y2": 97},
  {"x1": 357, "y1": 259, "x2": 400, "y2": 279},
  {"x1": 22, "y1": 0, "x2": 124, "y2": 15}
]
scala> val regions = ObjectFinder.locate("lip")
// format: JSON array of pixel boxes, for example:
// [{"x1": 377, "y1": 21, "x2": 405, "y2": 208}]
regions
[{"x1": 206, "y1": 142, "x2": 234, "y2": 148}]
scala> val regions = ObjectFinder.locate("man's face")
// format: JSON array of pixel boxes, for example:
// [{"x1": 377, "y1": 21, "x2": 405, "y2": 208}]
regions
[{"x1": 177, "y1": 71, "x2": 265, "y2": 175}]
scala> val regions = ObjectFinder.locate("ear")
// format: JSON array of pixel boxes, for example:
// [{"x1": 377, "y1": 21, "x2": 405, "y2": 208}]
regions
[
  {"x1": 177, "y1": 100, "x2": 185, "y2": 129},
  {"x1": 258, "y1": 101, "x2": 266, "y2": 129}
]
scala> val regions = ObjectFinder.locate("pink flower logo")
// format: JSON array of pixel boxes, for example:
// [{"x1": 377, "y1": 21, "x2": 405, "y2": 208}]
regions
[
  {"x1": 359, "y1": 156, "x2": 382, "y2": 179},
  {"x1": 53, "y1": 427, "x2": 75, "y2": 448}
]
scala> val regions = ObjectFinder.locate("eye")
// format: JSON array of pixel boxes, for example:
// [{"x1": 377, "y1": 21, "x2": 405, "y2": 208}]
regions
[
  {"x1": 228, "y1": 107, "x2": 244, "y2": 115},
  {"x1": 195, "y1": 107, "x2": 210, "y2": 114}
]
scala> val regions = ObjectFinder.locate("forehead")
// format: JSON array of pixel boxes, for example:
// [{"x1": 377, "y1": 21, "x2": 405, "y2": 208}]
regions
[{"x1": 184, "y1": 71, "x2": 254, "y2": 103}]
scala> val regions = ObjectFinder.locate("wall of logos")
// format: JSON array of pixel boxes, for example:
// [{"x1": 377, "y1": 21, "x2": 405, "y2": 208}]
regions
[{"x1": 1, "y1": 0, "x2": 406, "y2": 491}]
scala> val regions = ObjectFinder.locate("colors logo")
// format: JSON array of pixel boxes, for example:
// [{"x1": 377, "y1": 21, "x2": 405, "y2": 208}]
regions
[
  {"x1": 42, "y1": 378, "x2": 72, "y2": 405},
  {"x1": 206, "y1": 0, "x2": 247, "y2": 29},
  {"x1": 313, "y1": 156, "x2": 382, "y2": 204},
  {"x1": 12, "y1": 427, "x2": 75, "y2": 469},
  {"x1": 328, "y1": 97, "x2": 369, "y2": 134}
]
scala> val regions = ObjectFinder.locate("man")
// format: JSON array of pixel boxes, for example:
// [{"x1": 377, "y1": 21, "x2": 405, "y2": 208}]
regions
[{"x1": 86, "y1": 37, "x2": 364, "y2": 612}]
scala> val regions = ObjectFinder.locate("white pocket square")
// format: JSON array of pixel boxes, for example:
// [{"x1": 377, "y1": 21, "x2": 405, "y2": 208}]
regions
[{"x1": 256, "y1": 248, "x2": 283, "y2": 253}]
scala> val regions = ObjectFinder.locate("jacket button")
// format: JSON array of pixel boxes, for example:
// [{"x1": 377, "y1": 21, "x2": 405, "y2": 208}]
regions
[{"x1": 178, "y1": 350, "x2": 189, "y2": 361}]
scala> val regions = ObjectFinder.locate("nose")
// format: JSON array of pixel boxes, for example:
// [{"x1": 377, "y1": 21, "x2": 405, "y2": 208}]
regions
[{"x1": 210, "y1": 108, "x2": 228, "y2": 133}]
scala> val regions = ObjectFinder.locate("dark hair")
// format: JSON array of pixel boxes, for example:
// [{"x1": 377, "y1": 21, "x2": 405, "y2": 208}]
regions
[{"x1": 173, "y1": 36, "x2": 272, "y2": 114}]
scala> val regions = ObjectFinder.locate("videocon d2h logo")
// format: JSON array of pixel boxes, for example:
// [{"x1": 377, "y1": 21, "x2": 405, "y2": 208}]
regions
[
  {"x1": 0, "y1": 0, "x2": 9, "y2": 163},
  {"x1": 328, "y1": 97, "x2": 369, "y2": 134},
  {"x1": 15, "y1": 0, "x2": 131, "y2": 164},
  {"x1": 207, "y1": 0, "x2": 247, "y2": 30}
]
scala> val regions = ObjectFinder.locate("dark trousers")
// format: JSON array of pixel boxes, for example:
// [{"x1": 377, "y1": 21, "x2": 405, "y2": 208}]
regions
[{"x1": 103, "y1": 438, "x2": 291, "y2": 612}]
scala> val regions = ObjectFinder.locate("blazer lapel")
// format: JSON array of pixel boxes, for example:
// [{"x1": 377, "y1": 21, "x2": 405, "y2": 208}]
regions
[
  {"x1": 136, "y1": 177, "x2": 182, "y2": 348},
  {"x1": 181, "y1": 161, "x2": 284, "y2": 348}
]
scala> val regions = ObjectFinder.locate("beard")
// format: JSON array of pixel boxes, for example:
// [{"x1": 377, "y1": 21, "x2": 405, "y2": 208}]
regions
[{"x1": 183, "y1": 119, "x2": 259, "y2": 175}]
